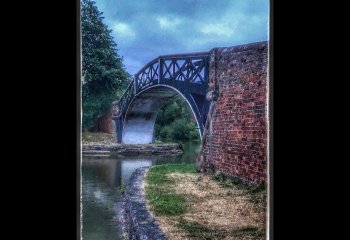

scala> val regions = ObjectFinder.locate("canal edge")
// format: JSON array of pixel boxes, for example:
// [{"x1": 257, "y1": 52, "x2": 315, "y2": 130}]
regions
[{"x1": 120, "y1": 166, "x2": 169, "y2": 240}]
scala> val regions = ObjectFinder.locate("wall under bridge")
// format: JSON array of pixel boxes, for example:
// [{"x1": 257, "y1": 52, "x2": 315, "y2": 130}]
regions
[{"x1": 201, "y1": 41, "x2": 268, "y2": 184}]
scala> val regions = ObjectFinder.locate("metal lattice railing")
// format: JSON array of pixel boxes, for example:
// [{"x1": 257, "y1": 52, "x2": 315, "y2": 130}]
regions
[
  {"x1": 117, "y1": 80, "x2": 135, "y2": 117},
  {"x1": 135, "y1": 59, "x2": 159, "y2": 91},
  {"x1": 160, "y1": 56, "x2": 206, "y2": 83}
]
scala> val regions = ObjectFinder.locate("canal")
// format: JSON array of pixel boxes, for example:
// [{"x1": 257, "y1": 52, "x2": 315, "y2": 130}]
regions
[{"x1": 81, "y1": 142, "x2": 200, "y2": 240}]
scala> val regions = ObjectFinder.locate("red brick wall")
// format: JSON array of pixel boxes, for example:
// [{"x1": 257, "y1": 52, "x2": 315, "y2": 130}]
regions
[{"x1": 202, "y1": 42, "x2": 268, "y2": 184}]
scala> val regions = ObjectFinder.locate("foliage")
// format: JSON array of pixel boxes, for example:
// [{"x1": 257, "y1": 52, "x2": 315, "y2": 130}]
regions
[
  {"x1": 171, "y1": 119, "x2": 199, "y2": 141},
  {"x1": 81, "y1": 0, "x2": 131, "y2": 130},
  {"x1": 120, "y1": 181, "x2": 126, "y2": 195},
  {"x1": 155, "y1": 95, "x2": 200, "y2": 143}
]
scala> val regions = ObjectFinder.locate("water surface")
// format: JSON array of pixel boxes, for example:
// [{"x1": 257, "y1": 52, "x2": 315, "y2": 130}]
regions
[{"x1": 81, "y1": 142, "x2": 200, "y2": 240}]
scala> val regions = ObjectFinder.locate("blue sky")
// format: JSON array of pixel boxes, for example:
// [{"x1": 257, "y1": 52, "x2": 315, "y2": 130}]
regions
[{"x1": 94, "y1": 0, "x2": 269, "y2": 75}]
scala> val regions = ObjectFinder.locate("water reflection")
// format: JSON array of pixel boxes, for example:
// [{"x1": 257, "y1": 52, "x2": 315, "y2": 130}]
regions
[{"x1": 81, "y1": 142, "x2": 200, "y2": 240}]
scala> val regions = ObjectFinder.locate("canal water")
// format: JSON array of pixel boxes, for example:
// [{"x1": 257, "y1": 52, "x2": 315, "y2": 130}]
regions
[{"x1": 81, "y1": 142, "x2": 200, "y2": 240}]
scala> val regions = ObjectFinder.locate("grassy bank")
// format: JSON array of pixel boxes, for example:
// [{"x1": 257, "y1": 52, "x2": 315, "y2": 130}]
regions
[
  {"x1": 144, "y1": 163, "x2": 266, "y2": 240},
  {"x1": 82, "y1": 131, "x2": 115, "y2": 144}
]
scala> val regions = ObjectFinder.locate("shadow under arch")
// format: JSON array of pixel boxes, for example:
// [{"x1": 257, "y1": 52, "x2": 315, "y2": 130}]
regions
[{"x1": 121, "y1": 85, "x2": 203, "y2": 144}]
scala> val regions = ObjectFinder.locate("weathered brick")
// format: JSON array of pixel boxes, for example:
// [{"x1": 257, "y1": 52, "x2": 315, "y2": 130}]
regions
[{"x1": 202, "y1": 41, "x2": 268, "y2": 185}]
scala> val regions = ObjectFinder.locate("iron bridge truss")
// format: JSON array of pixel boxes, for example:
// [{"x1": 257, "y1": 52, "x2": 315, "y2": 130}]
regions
[{"x1": 113, "y1": 52, "x2": 211, "y2": 143}]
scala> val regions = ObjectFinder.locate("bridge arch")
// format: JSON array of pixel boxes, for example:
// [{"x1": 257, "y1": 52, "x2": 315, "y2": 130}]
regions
[
  {"x1": 112, "y1": 52, "x2": 212, "y2": 143},
  {"x1": 122, "y1": 85, "x2": 202, "y2": 144}
]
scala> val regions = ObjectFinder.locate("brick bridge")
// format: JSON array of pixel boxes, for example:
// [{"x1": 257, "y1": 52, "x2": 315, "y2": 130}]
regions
[{"x1": 112, "y1": 41, "x2": 268, "y2": 184}]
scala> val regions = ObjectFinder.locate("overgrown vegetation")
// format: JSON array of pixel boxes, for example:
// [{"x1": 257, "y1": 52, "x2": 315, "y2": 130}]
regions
[
  {"x1": 81, "y1": 0, "x2": 131, "y2": 131},
  {"x1": 144, "y1": 164, "x2": 266, "y2": 240},
  {"x1": 155, "y1": 96, "x2": 200, "y2": 143}
]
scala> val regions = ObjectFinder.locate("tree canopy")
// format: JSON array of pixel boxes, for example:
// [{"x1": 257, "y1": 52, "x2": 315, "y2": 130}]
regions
[
  {"x1": 81, "y1": 0, "x2": 199, "y2": 142},
  {"x1": 81, "y1": 0, "x2": 131, "y2": 130},
  {"x1": 155, "y1": 95, "x2": 200, "y2": 143}
]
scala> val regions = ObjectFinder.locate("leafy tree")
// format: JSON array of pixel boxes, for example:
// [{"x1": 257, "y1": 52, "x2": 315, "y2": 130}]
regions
[
  {"x1": 155, "y1": 95, "x2": 200, "y2": 143},
  {"x1": 81, "y1": 0, "x2": 131, "y2": 130}
]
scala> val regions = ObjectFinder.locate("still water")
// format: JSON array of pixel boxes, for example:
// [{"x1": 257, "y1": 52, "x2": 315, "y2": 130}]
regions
[{"x1": 81, "y1": 142, "x2": 200, "y2": 240}]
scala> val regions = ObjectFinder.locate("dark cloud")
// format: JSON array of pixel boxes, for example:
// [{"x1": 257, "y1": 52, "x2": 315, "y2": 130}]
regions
[{"x1": 94, "y1": 0, "x2": 269, "y2": 75}]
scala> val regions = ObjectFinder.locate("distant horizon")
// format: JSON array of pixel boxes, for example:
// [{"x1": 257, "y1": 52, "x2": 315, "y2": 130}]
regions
[{"x1": 94, "y1": 0, "x2": 269, "y2": 75}]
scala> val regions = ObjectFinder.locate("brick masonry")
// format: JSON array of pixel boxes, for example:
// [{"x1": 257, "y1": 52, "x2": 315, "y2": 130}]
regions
[{"x1": 202, "y1": 41, "x2": 268, "y2": 184}]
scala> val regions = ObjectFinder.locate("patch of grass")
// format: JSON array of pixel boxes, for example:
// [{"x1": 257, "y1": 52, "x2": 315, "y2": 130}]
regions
[
  {"x1": 146, "y1": 164, "x2": 195, "y2": 185},
  {"x1": 212, "y1": 173, "x2": 247, "y2": 190},
  {"x1": 82, "y1": 131, "x2": 114, "y2": 144},
  {"x1": 212, "y1": 173, "x2": 259, "y2": 190},
  {"x1": 231, "y1": 176, "x2": 243, "y2": 185},
  {"x1": 155, "y1": 139, "x2": 165, "y2": 144},
  {"x1": 177, "y1": 219, "x2": 265, "y2": 240},
  {"x1": 150, "y1": 163, "x2": 197, "y2": 174},
  {"x1": 145, "y1": 163, "x2": 196, "y2": 216},
  {"x1": 231, "y1": 226, "x2": 265, "y2": 239},
  {"x1": 219, "y1": 180, "x2": 233, "y2": 188},
  {"x1": 145, "y1": 165, "x2": 266, "y2": 239},
  {"x1": 211, "y1": 174, "x2": 220, "y2": 181},
  {"x1": 249, "y1": 182, "x2": 266, "y2": 194},
  {"x1": 248, "y1": 183, "x2": 267, "y2": 205},
  {"x1": 249, "y1": 193, "x2": 266, "y2": 204},
  {"x1": 211, "y1": 172, "x2": 226, "y2": 182},
  {"x1": 176, "y1": 218, "x2": 228, "y2": 240},
  {"x1": 146, "y1": 171, "x2": 175, "y2": 185},
  {"x1": 211, "y1": 172, "x2": 267, "y2": 206},
  {"x1": 147, "y1": 193, "x2": 187, "y2": 215}
]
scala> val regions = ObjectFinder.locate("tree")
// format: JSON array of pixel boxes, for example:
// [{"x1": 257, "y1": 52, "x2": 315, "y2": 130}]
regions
[
  {"x1": 155, "y1": 95, "x2": 200, "y2": 143},
  {"x1": 81, "y1": 0, "x2": 131, "y2": 130}
]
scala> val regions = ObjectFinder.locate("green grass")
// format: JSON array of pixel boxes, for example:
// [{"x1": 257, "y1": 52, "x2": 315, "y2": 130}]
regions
[
  {"x1": 155, "y1": 139, "x2": 165, "y2": 144},
  {"x1": 247, "y1": 183, "x2": 267, "y2": 204},
  {"x1": 81, "y1": 131, "x2": 114, "y2": 143},
  {"x1": 148, "y1": 163, "x2": 196, "y2": 176},
  {"x1": 176, "y1": 218, "x2": 264, "y2": 240},
  {"x1": 231, "y1": 226, "x2": 265, "y2": 239},
  {"x1": 145, "y1": 163, "x2": 196, "y2": 216},
  {"x1": 176, "y1": 218, "x2": 227, "y2": 240},
  {"x1": 211, "y1": 172, "x2": 267, "y2": 206}
]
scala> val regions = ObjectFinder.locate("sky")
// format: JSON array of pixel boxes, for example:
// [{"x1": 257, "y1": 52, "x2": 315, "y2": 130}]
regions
[{"x1": 93, "y1": 0, "x2": 269, "y2": 75}]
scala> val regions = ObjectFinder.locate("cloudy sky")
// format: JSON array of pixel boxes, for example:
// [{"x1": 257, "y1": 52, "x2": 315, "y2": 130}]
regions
[{"x1": 94, "y1": 0, "x2": 269, "y2": 75}]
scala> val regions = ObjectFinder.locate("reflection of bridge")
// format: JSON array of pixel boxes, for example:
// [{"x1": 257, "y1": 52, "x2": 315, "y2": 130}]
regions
[
  {"x1": 82, "y1": 155, "x2": 181, "y2": 189},
  {"x1": 112, "y1": 52, "x2": 211, "y2": 144}
]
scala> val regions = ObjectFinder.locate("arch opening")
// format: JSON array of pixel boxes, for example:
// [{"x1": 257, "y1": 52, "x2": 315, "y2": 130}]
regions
[
  {"x1": 154, "y1": 95, "x2": 200, "y2": 144},
  {"x1": 122, "y1": 85, "x2": 202, "y2": 144}
]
